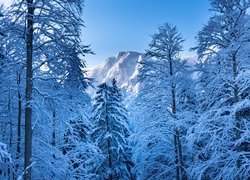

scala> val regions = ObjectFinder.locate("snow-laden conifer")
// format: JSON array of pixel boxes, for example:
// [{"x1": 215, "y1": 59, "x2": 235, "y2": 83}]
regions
[{"x1": 92, "y1": 79, "x2": 132, "y2": 179}]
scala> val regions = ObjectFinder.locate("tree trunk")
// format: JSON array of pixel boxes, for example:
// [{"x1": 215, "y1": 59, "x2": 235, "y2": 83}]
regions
[
  {"x1": 232, "y1": 52, "x2": 241, "y2": 169},
  {"x1": 174, "y1": 134, "x2": 180, "y2": 180},
  {"x1": 176, "y1": 129, "x2": 186, "y2": 179},
  {"x1": 52, "y1": 111, "x2": 56, "y2": 177},
  {"x1": 8, "y1": 90, "x2": 13, "y2": 178},
  {"x1": 52, "y1": 111, "x2": 56, "y2": 147},
  {"x1": 169, "y1": 60, "x2": 185, "y2": 180},
  {"x1": 107, "y1": 139, "x2": 112, "y2": 180},
  {"x1": 16, "y1": 73, "x2": 21, "y2": 171},
  {"x1": 105, "y1": 85, "x2": 113, "y2": 180},
  {"x1": 24, "y1": 0, "x2": 34, "y2": 179}
]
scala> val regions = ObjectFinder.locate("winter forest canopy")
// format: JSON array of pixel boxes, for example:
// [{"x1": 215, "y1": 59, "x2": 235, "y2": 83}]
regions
[{"x1": 0, "y1": 0, "x2": 250, "y2": 179}]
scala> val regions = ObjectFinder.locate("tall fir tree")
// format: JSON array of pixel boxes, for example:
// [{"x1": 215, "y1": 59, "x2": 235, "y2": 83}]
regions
[{"x1": 92, "y1": 80, "x2": 132, "y2": 179}]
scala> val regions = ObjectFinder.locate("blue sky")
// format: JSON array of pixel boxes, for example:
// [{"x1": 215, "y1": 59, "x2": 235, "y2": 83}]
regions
[
  {"x1": 82, "y1": 0, "x2": 212, "y2": 69},
  {"x1": 0, "y1": 0, "x2": 211, "y2": 68}
]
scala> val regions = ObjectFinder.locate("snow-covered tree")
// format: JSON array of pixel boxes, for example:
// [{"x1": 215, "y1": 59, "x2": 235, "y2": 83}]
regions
[
  {"x1": 131, "y1": 23, "x2": 196, "y2": 179},
  {"x1": 0, "y1": 142, "x2": 11, "y2": 163},
  {"x1": 0, "y1": 0, "x2": 93, "y2": 178},
  {"x1": 0, "y1": 6, "x2": 26, "y2": 178},
  {"x1": 92, "y1": 80, "x2": 132, "y2": 179},
  {"x1": 29, "y1": 41, "x2": 94, "y2": 178},
  {"x1": 0, "y1": 141, "x2": 12, "y2": 178},
  {"x1": 31, "y1": 75, "x2": 97, "y2": 179},
  {"x1": 188, "y1": 0, "x2": 250, "y2": 179}
]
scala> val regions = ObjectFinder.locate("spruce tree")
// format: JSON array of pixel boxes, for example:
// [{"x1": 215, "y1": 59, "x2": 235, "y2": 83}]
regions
[{"x1": 92, "y1": 80, "x2": 132, "y2": 179}]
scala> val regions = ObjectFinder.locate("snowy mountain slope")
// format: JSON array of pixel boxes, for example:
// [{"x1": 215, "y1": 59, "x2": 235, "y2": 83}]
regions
[{"x1": 88, "y1": 51, "x2": 145, "y2": 94}]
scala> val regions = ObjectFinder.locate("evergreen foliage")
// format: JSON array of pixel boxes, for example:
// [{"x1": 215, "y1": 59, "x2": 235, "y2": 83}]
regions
[{"x1": 92, "y1": 80, "x2": 132, "y2": 179}]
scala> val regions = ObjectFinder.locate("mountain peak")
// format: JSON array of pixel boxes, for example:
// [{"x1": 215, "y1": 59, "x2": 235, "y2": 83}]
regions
[
  {"x1": 88, "y1": 51, "x2": 145, "y2": 92},
  {"x1": 116, "y1": 51, "x2": 142, "y2": 59}
]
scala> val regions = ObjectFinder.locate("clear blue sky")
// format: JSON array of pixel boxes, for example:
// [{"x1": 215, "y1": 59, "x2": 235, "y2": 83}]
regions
[{"x1": 81, "y1": 0, "x2": 211, "y2": 69}]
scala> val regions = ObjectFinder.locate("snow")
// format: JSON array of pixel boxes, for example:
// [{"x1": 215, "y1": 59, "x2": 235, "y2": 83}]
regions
[
  {"x1": 88, "y1": 52, "x2": 198, "y2": 96},
  {"x1": 0, "y1": 142, "x2": 10, "y2": 163},
  {"x1": 0, "y1": 0, "x2": 249, "y2": 179},
  {"x1": 0, "y1": 0, "x2": 13, "y2": 8},
  {"x1": 88, "y1": 51, "x2": 145, "y2": 94}
]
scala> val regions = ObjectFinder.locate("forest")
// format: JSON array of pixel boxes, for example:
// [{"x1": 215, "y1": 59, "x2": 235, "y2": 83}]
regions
[{"x1": 0, "y1": 0, "x2": 249, "y2": 179}]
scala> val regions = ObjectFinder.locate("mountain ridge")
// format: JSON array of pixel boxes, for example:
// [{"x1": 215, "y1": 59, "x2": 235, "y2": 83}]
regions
[{"x1": 88, "y1": 51, "x2": 145, "y2": 94}]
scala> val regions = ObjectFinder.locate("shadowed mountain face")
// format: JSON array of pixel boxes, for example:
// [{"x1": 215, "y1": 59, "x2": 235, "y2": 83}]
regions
[{"x1": 88, "y1": 51, "x2": 146, "y2": 94}]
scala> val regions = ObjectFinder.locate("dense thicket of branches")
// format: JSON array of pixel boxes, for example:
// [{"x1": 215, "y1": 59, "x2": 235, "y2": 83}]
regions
[
  {"x1": 130, "y1": 0, "x2": 249, "y2": 179},
  {"x1": 0, "y1": 0, "x2": 96, "y2": 179},
  {"x1": 0, "y1": 0, "x2": 249, "y2": 179}
]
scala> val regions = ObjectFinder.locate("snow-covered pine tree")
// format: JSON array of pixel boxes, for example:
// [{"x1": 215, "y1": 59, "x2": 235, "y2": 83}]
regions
[
  {"x1": 92, "y1": 80, "x2": 132, "y2": 179},
  {"x1": 188, "y1": 0, "x2": 250, "y2": 179}
]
